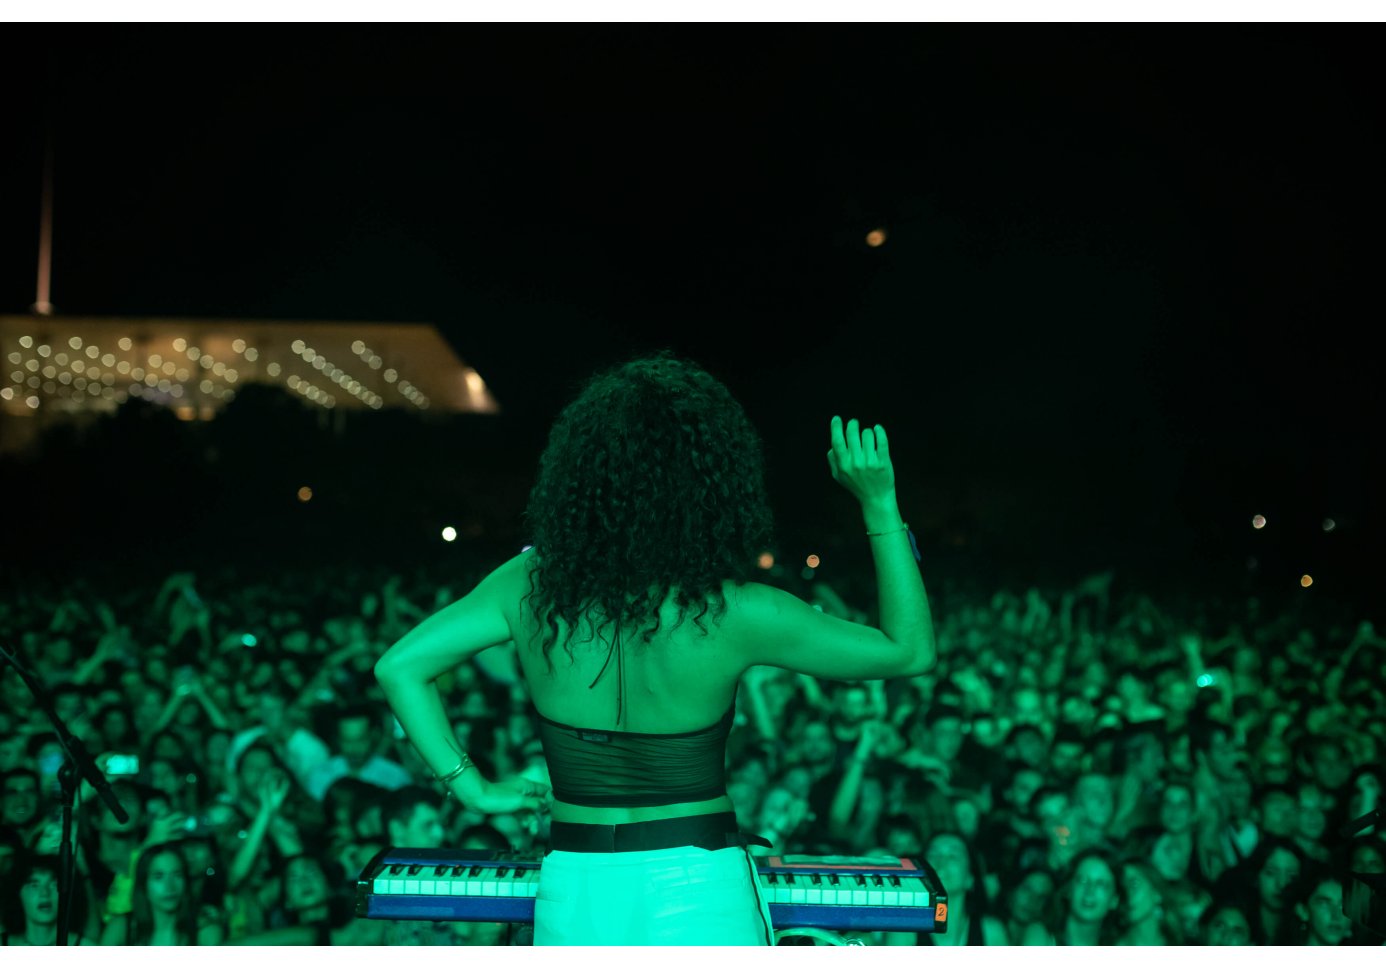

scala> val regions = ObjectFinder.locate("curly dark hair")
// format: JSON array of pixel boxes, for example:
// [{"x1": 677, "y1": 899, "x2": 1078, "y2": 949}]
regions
[{"x1": 521, "y1": 350, "x2": 775, "y2": 673}]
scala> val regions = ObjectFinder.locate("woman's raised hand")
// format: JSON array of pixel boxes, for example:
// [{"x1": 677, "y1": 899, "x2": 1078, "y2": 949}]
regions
[{"x1": 827, "y1": 415, "x2": 896, "y2": 505}]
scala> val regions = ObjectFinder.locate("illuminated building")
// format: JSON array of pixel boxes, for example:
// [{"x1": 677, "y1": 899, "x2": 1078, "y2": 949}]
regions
[{"x1": 0, "y1": 315, "x2": 499, "y2": 454}]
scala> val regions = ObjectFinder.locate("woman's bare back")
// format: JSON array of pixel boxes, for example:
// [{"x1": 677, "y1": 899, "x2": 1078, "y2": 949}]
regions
[{"x1": 507, "y1": 564, "x2": 749, "y2": 824}]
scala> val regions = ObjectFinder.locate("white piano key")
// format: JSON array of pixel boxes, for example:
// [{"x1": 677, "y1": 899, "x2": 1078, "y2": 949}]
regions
[
  {"x1": 481, "y1": 880, "x2": 498, "y2": 897},
  {"x1": 851, "y1": 889, "x2": 867, "y2": 905},
  {"x1": 466, "y1": 880, "x2": 483, "y2": 896},
  {"x1": 789, "y1": 888, "x2": 806, "y2": 903},
  {"x1": 867, "y1": 890, "x2": 883, "y2": 906},
  {"x1": 806, "y1": 888, "x2": 822, "y2": 904},
  {"x1": 404, "y1": 879, "x2": 420, "y2": 895},
  {"x1": 419, "y1": 878, "x2": 436, "y2": 896}
]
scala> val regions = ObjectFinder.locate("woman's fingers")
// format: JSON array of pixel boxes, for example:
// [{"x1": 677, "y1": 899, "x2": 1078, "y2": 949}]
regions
[{"x1": 846, "y1": 418, "x2": 863, "y2": 463}]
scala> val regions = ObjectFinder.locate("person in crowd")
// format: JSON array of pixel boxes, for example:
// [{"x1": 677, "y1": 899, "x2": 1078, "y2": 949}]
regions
[
  {"x1": 1215, "y1": 834, "x2": 1305, "y2": 945},
  {"x1": 998, "y1": 863, "x2": 1056, "y2": 945},
  {"x1": 1117, "y1": 859, "x2": 1183, "y2": 944},
  {"x1": 0, "y1": 769, "x2": 41, "y2": 840},
  {"x1": 304, "y1": 705, "x2": 412, "y2": 801},
  {"x1": 911, "y1": 831, "x2": 1008, "y2": 945},
  {"x1": 1, "y1": 853, "x2": 96, "y2": 945},
  {"x1": 1275, "y1": 865, "x2": 1352, "y2": 945},
  {"x1": 1197, "y1": 900, "x2": 1253, "y2": 945},
  {"x1": 101, "y1": 841, "x2": 225, "y2": 945},
  {"x1": 1021, "y1": 847, "x2": 1125, "y2": 945},
  {"x1": 382, "y1": 785, "x2": 445, "y2": 849}
]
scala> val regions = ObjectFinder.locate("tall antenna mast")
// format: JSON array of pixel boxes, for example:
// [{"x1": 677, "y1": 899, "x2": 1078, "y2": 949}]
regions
[{"x1": 33, "y1": 126, "x2": 54, "y2": 316}]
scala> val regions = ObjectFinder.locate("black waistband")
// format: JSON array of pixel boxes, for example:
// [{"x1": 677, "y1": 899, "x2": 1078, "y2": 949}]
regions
[{"x1": 546, "y1": 811, "x2": 773, "y2": 854}]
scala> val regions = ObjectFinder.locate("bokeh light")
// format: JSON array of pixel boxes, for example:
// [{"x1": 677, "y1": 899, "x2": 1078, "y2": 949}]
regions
[
  {"x1": 806, "y1": 554, "x2": 821, "y2": 568},
  {"x1": 1252, "y1": 514, "x2": 1266, "y2": 529},
  {"x1": 757, "y1": 552, "x2": 774, "y2": 570},
  {"x1": 442, "y1": 526, "x2": 458, "y2": 542},
  {"x1": 1323, "y1": 518, "x2": 1336, "y2": 532},
  {"x1": 1300, "y1": 574, "x2": 1313, "y2": 588},
  {"x1": 865, "y1": 228, "x2": 887, "y2": 248},
  {"x1": 297, "y1": 486, "x2": 313, "y2": 502}
]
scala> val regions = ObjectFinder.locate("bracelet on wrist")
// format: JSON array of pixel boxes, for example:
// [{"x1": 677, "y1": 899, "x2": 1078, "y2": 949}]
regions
[
  {"x1": 865, "y1": 522, "x2": 923, "y2": 563},
  {"x1": 437, "y1": 754, "x2": 474, "y2": 785}
]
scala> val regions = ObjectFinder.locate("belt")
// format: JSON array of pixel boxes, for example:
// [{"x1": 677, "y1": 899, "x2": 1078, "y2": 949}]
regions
[{"x1": 546, "y1": 810, "x2": 774, "y2": 854}]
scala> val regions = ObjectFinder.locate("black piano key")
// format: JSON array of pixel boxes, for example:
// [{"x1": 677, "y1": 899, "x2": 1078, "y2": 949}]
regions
[
  {"x1": 407, "y1": 865, "x2": 422, "y2": 876},
  {"x1": 451, "y1": 866, "x2": 465, "y2": 877},
  {"x1": 872, "y1": 875, "x2": 883, "y2": 886},
  {"x1": 830, "y1": 875, "x2": 840, "y2": 885},
  {"x1": 768, "y1": 874, "x2": 778, "y2": 884},
  {"x1": 786, "y1": 874, "x2": 795, "y2": 884},
  {"x1": 889, "y1": 876, "x2": 901, "y2": 886},
  {"x1": 811, "y1": 874, "x2": 822, "y2": 885},
  {"x1": 853, "y1": 875, "x2": 865, "y2": 886},
  {"x1": 389, "y1": 865, "x2": 404, "y2": 875},
  {"x1": 433, "y1": 867, "x2": 447, "y2": 876},
  {"x1": 469, "y1": 865, "x2": 483, "y2": 876}
]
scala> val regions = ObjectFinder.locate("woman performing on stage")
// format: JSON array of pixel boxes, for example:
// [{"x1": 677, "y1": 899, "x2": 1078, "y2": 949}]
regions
[{"x1": 375, "y1": 351, "x2": 936, "y2": 945}]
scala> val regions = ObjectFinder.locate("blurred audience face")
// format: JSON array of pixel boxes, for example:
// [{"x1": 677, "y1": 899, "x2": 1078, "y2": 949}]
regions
[
  {"x1": 1073, "y1": 774, "x2": 1114, "y2": 831},
  {"x1": 1308, "y1": 739, "x2": 1351, "y2": 793},
  {"x1": 1204, "y1": 728, "x2": 1243, "y2": 781},
  {"x1": 1009, "y1": 728, "x2": 1047, "y2": 770},
  {"x1": 1254, "y1": 739, "x2": 1294, "y2": 786},
  {"x1": 0, "y1": 734, "x2": 27, "y2": 772},
  {"x1": 1050, "y1": 739, "x2": 1086, "y2": 783},
  {"x1": 2, "y1": 771, "x2": 40, "y2": 827},
  {"x1": 389, "y1": 803, "x2": 444, "y2": 849},
  {"x1": 1295, "y1": 784, "x2": 1328, "y2": 842},
  {"x1": 1349, "y1": 841, "x2": 1385, "y2": 874},
  {"x1": 1067, "y1": 855, "x2": 1119, "y2": 925},
  {"x1": 1150, "y1": 831, "x2": 1192, "y2": 882},
  {"x1": 1005, "y1": 768, "x2": 1044, "y2": 817},
  {"x1": 928, "y1": 715, "x2": 965, "y2": 763},
  {"x1": 1005, "y1": 869, "x2": 1053, "y2": 928},
  {"x1": 1010, "y1": 688, "x2": 1044, "y2": 727},
  {"x1": 1257, "y1": 789, "x2": 1298, "y2": 838},
  {"x1": 798, "y1": 722, "x2": 835, "y2": 767},
  {"x1": 883, "y1": 822, "x2": 923, "y2": 859},
  {"x1": 1258, "y1": 847, "x2": 1301, "y2": 912},
  {"x1": 925, "y1": 833, "x2": 973, "y2": 896},
  {"x1": 146, "y1": 849, "x2": 189, "y2": 916},
  {"x1": 1201, "y1": 905, "x2": 1251, "y2": 945},
  {"x1": 237, "y1": 747, "x2": 279, "y2": 798},
  {"x1": 757, "y1": 786, "x2": 811, "y2": 839},
  {"x1": 1160, "y1": 784, "x2": 1194, "y2": 836},
  {"x1": 1125, "y1": 734, "x2": 1165, "y2": 783},
  {"x1": 1120, "y1": 863, "x2": 1159, "y2": 927},
  {"x1": 834, "y1": 687, "x2": 871, "y2": 727},
  {"x1": 20, "y1": 865, "x2": 59, "y2": 930},
  {"x1": 283, "y1": 855, "x2": 330, "y2": 912},
  {"x1": 1297, "y1": 877, "x2": 1350, "y2": 945},
  {"x1": 337, "y1": 716, "x2": 376, "y2": 770}
]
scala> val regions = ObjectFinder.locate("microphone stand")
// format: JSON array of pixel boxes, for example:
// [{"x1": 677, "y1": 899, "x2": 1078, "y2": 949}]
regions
[{"x1": 0, "y1": 643, "x2": 129, "y2": 946}]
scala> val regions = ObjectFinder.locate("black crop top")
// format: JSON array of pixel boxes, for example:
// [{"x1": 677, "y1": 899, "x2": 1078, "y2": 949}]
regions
[{"x1": 533, "y1": 623, "x2": 735, "y2": 807}]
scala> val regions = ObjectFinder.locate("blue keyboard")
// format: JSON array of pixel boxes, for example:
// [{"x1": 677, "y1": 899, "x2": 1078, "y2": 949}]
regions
[{"x1": 356, "y1": 848, "x2": 948, "y2": 933}]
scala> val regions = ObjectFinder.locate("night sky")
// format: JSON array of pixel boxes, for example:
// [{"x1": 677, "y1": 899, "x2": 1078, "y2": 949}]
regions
[{"x1": 5, "y1": 30, "x2": 1381, "y2": 608}]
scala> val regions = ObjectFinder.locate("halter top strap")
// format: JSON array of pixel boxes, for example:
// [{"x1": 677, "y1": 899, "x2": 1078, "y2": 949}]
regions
[{"x1": 586, "y1": 622, "x2": 625, "y2": 727}]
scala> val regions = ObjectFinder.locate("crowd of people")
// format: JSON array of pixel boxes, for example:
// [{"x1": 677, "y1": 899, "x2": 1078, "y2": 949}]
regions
[{"x1": 1, "y1": 552, "x2": 1382, "y2": 945}]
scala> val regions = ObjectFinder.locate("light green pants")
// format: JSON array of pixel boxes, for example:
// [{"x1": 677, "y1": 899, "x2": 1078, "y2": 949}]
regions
[{"x1": 533, "y1": 844, "x2": 775, "y2": 945}]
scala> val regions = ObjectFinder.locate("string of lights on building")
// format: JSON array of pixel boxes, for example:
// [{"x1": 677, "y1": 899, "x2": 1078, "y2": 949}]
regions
[{"x1": 0, "y1": 315, "x2": 498, "y2": 453}]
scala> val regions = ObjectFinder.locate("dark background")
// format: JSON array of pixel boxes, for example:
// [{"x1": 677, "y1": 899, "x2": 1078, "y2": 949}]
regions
[{"x1": 2, "y1": 30, "x2": 1380, "y2": 616}]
